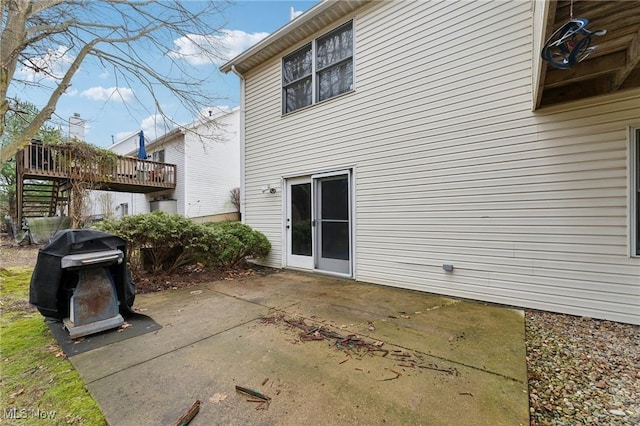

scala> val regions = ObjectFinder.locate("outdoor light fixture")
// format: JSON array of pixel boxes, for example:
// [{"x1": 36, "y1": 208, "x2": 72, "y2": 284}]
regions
[{"x1": 261, "y1": 184, "x2": 278, "y2": 194}]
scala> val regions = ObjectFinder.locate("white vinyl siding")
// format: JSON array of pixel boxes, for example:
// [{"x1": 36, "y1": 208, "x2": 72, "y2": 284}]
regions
[
  {"x1": 183, "y1": 110, "x2": 240, "y2": 218},
  {"x1": 241, "y1": 1, "x2": 640, "y2": 323},
  {"x1": 155, "y1": 140, "x2": 183, "y2": 214}
]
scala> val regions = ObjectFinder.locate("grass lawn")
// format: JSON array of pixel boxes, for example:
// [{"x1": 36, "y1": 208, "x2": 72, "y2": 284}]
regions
[{"x1": 1, "y1": 267, "x2": 106, "y2": 425}]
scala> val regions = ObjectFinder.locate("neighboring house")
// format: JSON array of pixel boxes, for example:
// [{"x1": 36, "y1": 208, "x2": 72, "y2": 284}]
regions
[
  {"x1": 91, "y1": 107, "x2": 240, "y2": 222},
  {"x1": 221, "y1": 1, "x2": 640, "y2": 324}
]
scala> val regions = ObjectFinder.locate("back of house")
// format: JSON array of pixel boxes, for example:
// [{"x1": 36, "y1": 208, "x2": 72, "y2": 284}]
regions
[{"x1": 222, "y1": 0, "x2": 640, "y2": 324}]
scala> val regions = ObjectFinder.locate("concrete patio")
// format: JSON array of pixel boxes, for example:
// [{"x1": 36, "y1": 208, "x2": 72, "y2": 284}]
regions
[{"x1": 65, "y1": 270, "x2": 529, "y2": 425}]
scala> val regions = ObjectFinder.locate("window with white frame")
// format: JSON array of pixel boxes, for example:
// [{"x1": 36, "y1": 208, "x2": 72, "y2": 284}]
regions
[
  {"x1": 283, "y1": 21, "x2": 353, "y2": 114},
  {"x1": 283, "y1": 44, "x2": 313, "y2": 113},
  {"x1": 152, "y1": 149, "x2": 165, "y2": 163},
  {"x1": 631, "y1": 128, "x2": 640, "y2": 256}
]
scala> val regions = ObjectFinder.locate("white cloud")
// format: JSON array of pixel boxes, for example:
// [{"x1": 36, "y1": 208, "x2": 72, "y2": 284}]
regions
[
  {"x1": 292, "y1": 9, "x2": 303, "y2": 19},
  {"x1": 99, "y1": 70, "x2": 109, "y2": 79},
  {"x1": 112, "y1": 115, "x2": 177, "y2": 146},
  {"x1": 64, "y1": 88, "x2": 79, "y2": 97},
  {"x1": 140, "y1": 114, "x2": 176, "y2": 140},
  {"x1": 18, "y1": 45, "x2": 74, "y2": 81},
  {"x1": 80, "y1": 86, "x2": 134, "y2": 103},
  {"x1": 169, "y1": 29, "x2": 269, "y2": 66}
]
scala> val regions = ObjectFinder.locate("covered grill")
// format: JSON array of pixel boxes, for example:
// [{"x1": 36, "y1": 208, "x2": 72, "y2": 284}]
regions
[{"x1": 30, "y1": 229, "x2": 135, "y2": 338}]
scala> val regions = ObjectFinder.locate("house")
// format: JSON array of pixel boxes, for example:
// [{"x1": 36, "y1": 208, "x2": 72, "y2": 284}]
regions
[
  {"x1": 221, "y1": 1, "x2": 640, "y2": 324},
  {"x1": 91, "y1": 107, "x2": 240, "y2": 222}
]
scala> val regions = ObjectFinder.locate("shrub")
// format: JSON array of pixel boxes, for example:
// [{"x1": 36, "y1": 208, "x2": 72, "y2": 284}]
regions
[
  {"x1": 204, "y1": 221, "x2": 271, "y2": 267},
  {"x1": 93, "y1": 213, "x2": 270, "y2": 274},
  {"x1": 94, "y1": 211, "x2": 209, "y2": 275}
]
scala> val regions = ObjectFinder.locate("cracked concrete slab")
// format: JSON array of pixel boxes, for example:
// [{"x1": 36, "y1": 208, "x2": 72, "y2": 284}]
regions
[{"x1": 66, "y1": 271, "x2": 529, "y2": 425}]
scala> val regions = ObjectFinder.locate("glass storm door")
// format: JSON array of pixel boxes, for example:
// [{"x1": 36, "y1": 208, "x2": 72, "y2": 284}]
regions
[
  {"x1": 286, "y1": 177, "x2": 314, "y2": 269},
  {"x1": 286, "y1": 171, "x2": 352, "y2": 276},
  {"x1": 314, "y1": 171, "x2": 351, "y2": 275}
]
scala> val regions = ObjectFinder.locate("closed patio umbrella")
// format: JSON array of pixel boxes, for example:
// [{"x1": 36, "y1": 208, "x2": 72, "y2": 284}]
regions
[{"x1": 137, "y1": 130, "x2": 147, "y2": 159}]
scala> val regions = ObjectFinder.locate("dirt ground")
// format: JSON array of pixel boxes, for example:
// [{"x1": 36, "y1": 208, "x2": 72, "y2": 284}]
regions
[
  {"x1": 0, "y1": 235, "x2": 273, "y2": 293},
  {"x1": 0, "y1": 236, "x2": 40, "y2": 269}
]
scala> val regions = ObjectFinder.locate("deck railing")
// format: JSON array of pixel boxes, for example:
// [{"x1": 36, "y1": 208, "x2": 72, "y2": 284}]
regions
[{"x1": 17, "y1": 142, "x2": 176, "y2": 188}]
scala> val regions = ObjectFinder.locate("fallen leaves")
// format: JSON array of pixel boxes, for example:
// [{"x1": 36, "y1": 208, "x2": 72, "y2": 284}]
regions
[
  {"x1": 116, "y1": 322, "x2": 132, "y2": 333},
  {"x1": 235, "y1": 385, "x2": 271, "y2": 410},
  {"x1": 10, "y1": 388, "x2": 25, "y2": 398},
  {"x1": 133, "y1": 264, "x2": 275, "y2": 293},
  {"x1": 259, "y1": 313, "x2": 461, "y2": 382},
  {"x1": 380, "y1": 369, "x2": 402, "y2": 381}
]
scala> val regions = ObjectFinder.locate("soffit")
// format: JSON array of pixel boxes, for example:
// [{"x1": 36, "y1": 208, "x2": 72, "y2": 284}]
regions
[{"x1": 537, "y1": 0, "x2": 640, "y2": 108}]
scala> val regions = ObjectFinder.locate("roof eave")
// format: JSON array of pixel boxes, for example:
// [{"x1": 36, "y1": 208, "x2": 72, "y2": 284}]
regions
[{"x1": 220, "y1": 0, "x2": 370, "y2": 75}]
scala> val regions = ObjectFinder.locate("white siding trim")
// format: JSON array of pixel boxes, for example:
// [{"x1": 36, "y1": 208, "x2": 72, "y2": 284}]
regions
[{"x1": 629, "y1": 126, "x2": 640, "y2": 257}]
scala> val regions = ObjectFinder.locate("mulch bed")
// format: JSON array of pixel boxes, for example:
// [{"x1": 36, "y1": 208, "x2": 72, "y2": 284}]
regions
[
  {"x1": 1, "y1": 235, "x2": 275, "y2": 294},
  {"x1": 132, "y1": 263, "x2": 277, "y2": 293}
]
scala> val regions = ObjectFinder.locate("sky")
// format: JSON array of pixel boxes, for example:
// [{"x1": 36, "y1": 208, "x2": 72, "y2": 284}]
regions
[{"x1": 9, "y1": 1, "x2": 319, "y2": 148}]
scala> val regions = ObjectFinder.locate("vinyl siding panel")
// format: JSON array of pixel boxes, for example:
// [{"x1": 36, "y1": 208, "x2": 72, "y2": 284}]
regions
[
  {"x1": 149, "y1": 138, "x2": 185, "y2": 214},
  {"x1": 88, "y1": 190, "x2": 148, "y2": 218},
  {"x1": 241, "y1": 1, "x2": 640, "y2": 323},
  {"x1": 183, "y1": 110, "x2": 240, "y2": 218}
]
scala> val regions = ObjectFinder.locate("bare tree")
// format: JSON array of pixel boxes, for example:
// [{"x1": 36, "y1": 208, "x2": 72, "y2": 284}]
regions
[
  {"x1": 1, "y1": 0, "x2": 231, "y2": 163},
  {"x1": 229, "y1": 186, "x2": 240, "y2": 212},
  {"x1": 97, "y1": 192, "x2": 115, "y2": 220}
]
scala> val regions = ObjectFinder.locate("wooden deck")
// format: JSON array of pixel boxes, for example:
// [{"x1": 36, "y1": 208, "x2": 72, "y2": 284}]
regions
[
  {"x1": 17, "y1": 142, "x2": 176, "y2": 193},
  {"x1": 15, "y1": 142, "x2": 177, "y2": 225}
]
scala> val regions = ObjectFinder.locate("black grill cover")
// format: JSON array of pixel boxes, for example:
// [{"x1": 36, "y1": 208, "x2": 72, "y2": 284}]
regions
[{"x1": 29, "y1": 229, "x2": 135, "y2": 319}]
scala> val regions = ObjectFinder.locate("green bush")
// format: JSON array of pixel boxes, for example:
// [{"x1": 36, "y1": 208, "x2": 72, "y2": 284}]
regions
[
  {"x1": 204, "y1": 221, "x2": 271, "y2": 268},
  {"x1": 94, "y1": 211, "x2": 209, "y2": 275},
  {"x1": 93, "y1": 213, "x2": 270, "y2": 274}
]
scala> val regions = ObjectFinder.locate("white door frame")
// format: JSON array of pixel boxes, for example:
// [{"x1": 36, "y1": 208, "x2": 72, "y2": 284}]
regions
[
  {"x1": 285, "y1": 176, "x2": 314, "y2": 269},
  {"x1": 312, "y1": 170, "x2": 352, "y2": 276},
  {"x1": 283, "y1": 170, "x2": 353, "y2": 277}
]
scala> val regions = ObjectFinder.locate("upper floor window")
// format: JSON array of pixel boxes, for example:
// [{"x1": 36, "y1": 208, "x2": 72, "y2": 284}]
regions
[
  {"x1": 283, "y1": 21, "x2": 353, "y2": 114},
  {"x1": 317, "y1": 22, "x2": 354, "y2": 102},
  {"x1": 283, "y1": 45, "x2": 313, "y2": 113}
]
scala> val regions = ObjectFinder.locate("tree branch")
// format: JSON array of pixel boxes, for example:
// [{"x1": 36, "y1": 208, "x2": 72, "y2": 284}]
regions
[
  {"x1": 2, "y1": 0, "x2": 231, "y2": 163},
  {"x1": 1, "y1": 39, "x2": 97, "y2": 163}
]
